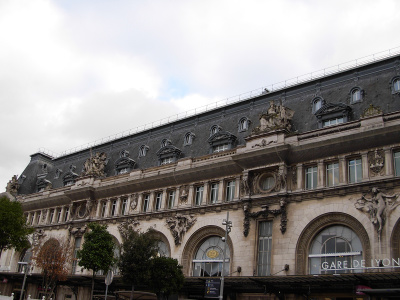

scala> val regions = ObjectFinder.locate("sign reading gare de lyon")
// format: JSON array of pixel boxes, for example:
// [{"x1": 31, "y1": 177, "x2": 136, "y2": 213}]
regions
[{"x1": 318, "y1": 257, "x2": 400, "y2": 271}]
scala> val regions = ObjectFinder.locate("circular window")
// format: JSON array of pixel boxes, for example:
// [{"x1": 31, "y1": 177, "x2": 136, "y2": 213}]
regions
[{"x1": 258, "y1": 173, "x2": 276, "y2": 192}]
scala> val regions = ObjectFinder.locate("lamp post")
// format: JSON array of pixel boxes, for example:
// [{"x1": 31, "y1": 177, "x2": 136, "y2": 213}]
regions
[
  {"x1": 18, "y1": 261, "x2": 29, "y2": 300},
  {"x1": 219, "y1": 212, "x2": 232, "y2": 300}
]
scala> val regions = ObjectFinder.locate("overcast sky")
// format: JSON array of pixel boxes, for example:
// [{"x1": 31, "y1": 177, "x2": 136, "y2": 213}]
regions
[{"x1": 1, "y1": 0, "x2": 399, "y2": 191}]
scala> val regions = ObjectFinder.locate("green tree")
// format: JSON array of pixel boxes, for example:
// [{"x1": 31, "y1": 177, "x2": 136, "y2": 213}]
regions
[
  {"x1": 0, "y1": 196, "x2": 34, "y2": 259},
  {"x1": 77, "y1": 223, "x2": 115, "y2": 300},
  {"x1": 119, "y1": 229, "x2": 158, "y2": 300},
  {"x1": 149, "y1": 257, "x2": 184, "y2": 300}
]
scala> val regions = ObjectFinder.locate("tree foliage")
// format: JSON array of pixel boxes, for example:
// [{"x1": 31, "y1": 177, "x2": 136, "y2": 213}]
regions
[
  {"x1": 0, "y1": 196, "x2": 34, "y2": 258},
  {"x1": 77, "y1": 223, "x2": 116, "y2": 299},
  {"x1": 149, "y1": 257, "x2": 184, "y2": 300},
  {"x1": 119, "y1": 229, "x2": 158, "y2": 299},
  {"x1": 32, "y1": 237, "x2": 72, "y2": 299}
]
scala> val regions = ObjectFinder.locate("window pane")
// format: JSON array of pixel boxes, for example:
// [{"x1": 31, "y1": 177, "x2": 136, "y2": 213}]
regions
[
  {"x1": 394, "y1": 151, "x2": 400, "y2": 176},
  {"x1": 257, "y1": 222, "x2": 272, "y2": 276}
]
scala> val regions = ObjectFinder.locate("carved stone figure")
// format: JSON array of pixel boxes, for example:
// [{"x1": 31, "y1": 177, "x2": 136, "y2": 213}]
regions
[
  {"x1": 240, "y1": 175, "x2": 251, "y2": 197},
  {"x1": 252, "y1": 100, "x2": 294, "y2": 134},
  {"x1": 129, "y1": 193, "x2": 138, "y2": 211},
  {"x1": 179, "y1": 186, "x2": 189, "y2": 203},
  {"x1": 354, "y1": 187, "x2": 400, "y2": 234},
  {"x1": 6, "y1": 175, "x2": 20, "y2": 195},
  {"x1": 361, "y1": 104, "x2": 383, "y2": 118},
  {"x1": 368, "y1": 149, "x2": 385, "y2": 176},
  {"x1": 118, "y1": 219, "x2": 140, "y2": 240},
  {"x1": 242, "y1": 199, "x2": 287, "y2": 237},
  {"x1": 166, "y1": 214, "x2": 197, "y2": 245},
  {"x1": 82, "y1": 152, "x2": 107, "y2": 178},
  {"x1": 69, "y1": 225, "x2": 87, "y2": 237},
  {"x1": 32, "y1": 229, "x2": 46, "y2": 248}
]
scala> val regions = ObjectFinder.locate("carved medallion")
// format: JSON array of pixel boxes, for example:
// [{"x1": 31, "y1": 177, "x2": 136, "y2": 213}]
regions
[{"x1": 368, "y1": 149, "x2": 385, "y2": 176}]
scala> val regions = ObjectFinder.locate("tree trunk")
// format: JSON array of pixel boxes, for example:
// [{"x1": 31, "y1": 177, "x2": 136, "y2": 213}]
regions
[
  {"x1": 129, "y1": 284, "x2": 135, "y2": 300},
  {"x1": 91, "y1": 270, "x2": 95, "y2": 300}
]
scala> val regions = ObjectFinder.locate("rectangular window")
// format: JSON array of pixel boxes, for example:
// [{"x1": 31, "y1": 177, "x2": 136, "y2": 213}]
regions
[
  {"x1": 348, "y1": 158, "x2": 362, "y2": 183},
  {"x1": 56, "y1": 208, "x2": 62, "y2": 223},
  {"x1": 167, "y1": 191, "x2": 175, "y2": 209},
  {"x1": 210, "y1": 183, "x2": 219, "y2": 204},
  {"x1": 257, "y1": 221, "x2": 272, "y2": 276},
  {"x1": 64, "y1": 207, "x2": 69, "y2": 222},
  {"x1": 111, "y1": 200, "x2": 117, "y2": 216},
  {"x1": 225, "y1": 180, "x2": 235, "y2": 201},
  {"x1": 101, "y1": 202, "x2": 107, "y2": 217},
  {"x1": 323, "y1": 117, "x2": 344, "y2": 127},
  {"x1": 326, "y1": 162, "x2": 339, "y2": 187},
  {"x1": 72, "y1": 237, "x2": 81, "y2": 274},
  {"x1": 305, "y1": 166, "x2": 318, "y2": 190},
  {"x1": 143, "y1": 194, "x2": 150, "y2": 212},
  {"x1": 213, "y1": 144, "x2": 230, "y2": 153},
  {"x1": 195, "y1": 186, "x2": 204, "y2": 206},
  {"x1": 395, "y1": 151, "x2": 400, "y2": 176},
  {"x1": 49, "y1": 209, "x2": 55, "y2": 224},
  {"x1": 161, "y1": 157, "x2": 174, "y2": 165},
  {"x1": 155, "y1": 192, "x2": 162, "y2": 211},
  {"x1": 121, "y1": 199, "x2": 128, "y2": 215}
]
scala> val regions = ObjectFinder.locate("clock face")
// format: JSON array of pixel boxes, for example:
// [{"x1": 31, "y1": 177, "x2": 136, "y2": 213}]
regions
[{"x1": 206, "y1": 249, "x2": 219, "y2": 259}]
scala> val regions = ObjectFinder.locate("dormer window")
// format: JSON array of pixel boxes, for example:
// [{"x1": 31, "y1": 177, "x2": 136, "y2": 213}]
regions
[
  {"x1": 63, "y1": 165, "x2": 78, "y2": 186},
  {"x1": 312, "y1": 97, "x2": 324, "y2": 114},
  {"x1": 184, "y1": 132, "x2": 195, "y2": 146},
  {"x1": 207, "y1": 131, "x2": 237, "y2": 154},
  {"x1": 315, "y1": 103, "x2": 351, "y2": 129},
  {"x1": 350, "y1": 87, "x2": 363, "y2": 103},
  {"x1": 238, "y1": 117, "x2": 250, "y2": 132},
  {"x1": 161, "y1": 139, "x2": 172, "y2": 147},
  {"x1": 157, "y1": 143, "x2": 182, "y2": 166},
  {"x1": 115, "y1": 150, "x2": 136, "y2": 175},
  {"x1": 139, "y1": 145, "x2": 149, "y2": 157},
  {"x1": 391, "y1": 77, "x2": 400, "y2": 94}
]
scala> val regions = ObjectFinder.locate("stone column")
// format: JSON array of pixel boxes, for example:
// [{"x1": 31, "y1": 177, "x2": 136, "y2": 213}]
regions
[
  {"x1": 235, "y1": 176, "x2": 241, "y2": 200},
  {"x1": 188, "y1": 185, "x2": 195, "y2": 206},
  {"x1": 296, "y1": 163, "x2": 303, "y2": 190},
  {"x1": 384, "y1": 147, "x2": 393, "y2": 176},
  {"x1": 60, "y1": 206, "x2": 66, "y2": 223},
  {"x1": 203, "y1": 181, "x2": 210, "y2": 204},
  {"x1": 218, "y1": 179, "x2": 224, "y2": 203},
  {"x1": 105, "y1": 198, "x2": 111, "y2": 217},
  {"x1": 317, "y1": 160, "x2": 325, "y2": 188},
  {"x1": 115, "y1": 197, "x2": 121, "y2": 216},
  {"x1": 361, "y1": 151, "x2": 369, "y2": 180},
  {"x1": 96, "y1": 200, "x2": 102, "y2": 218},
  {"x1": 339, "y1": 156, "x2": 346, "y2": 184}
]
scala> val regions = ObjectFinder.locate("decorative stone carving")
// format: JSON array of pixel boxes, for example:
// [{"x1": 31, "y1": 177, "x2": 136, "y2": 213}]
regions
[
  {"x1": 32, "y1": 229, "x2": 46, "y2": 248},
  {"x1": 252, "y1": 100, "x2": 294, "y2": 134},
  {"x1": 252, "y1": 170, "x2": 284, "y2": 195},
  {"x1": 36, "y1": 178, "x2": 52, "y2": 191},
  {"x1": 41, "y1": 209, "x2": 48, "y2": 222},
  {"x1": 118, "y1": 219, "x2": 140, "y2": 240},
  {"x1": 252, "y1": 139, "x2": 276, "y2": 148},
  {"x1": 242, "y1": 199, "x2": 287, "y2": 237},
  {"x1": 74, "y1": 199, "x2": 94, "y2": 219},
  {"x1": 361, "y1": 104, "x2": 383, "y2": 118},
  {"x1": 69, "y1": 225, "x2": 87, "y2": 238},
  {"x1": 290, "y1": 166, "x2": 297, "y2": 186},
  {"x1": 368, "y1": 149, "x2": 385, "y2": 176},
  {"x1": 166, "y1": 214, "x2": 197, "y2": 245},
  {"x1": 240, "y1": 175, "x2": 251, "y2": 197},
  {"x1": 82, "y1": 152, "x2": 107, "y2": 178},
  {"x1": 6, "y1": 175, "x2": 20, "y2": 195},
  {"x1": 179, "y1": 186, "x2": 189, "y2": 203},
  {"x1": 129, "y1": 193, "x2": 138, "y2": 211},
  {"x1": 353, "y1": 187, "x2": 400, "y2": 234}
]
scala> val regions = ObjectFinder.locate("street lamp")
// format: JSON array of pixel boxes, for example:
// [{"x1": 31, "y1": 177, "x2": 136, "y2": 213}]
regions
[
  {"x1": 219, "y1": 212, "x2": 232, "y2": 300},
  {"x1": 17, "y1": 261, "x2": 29, "y2": 300}
]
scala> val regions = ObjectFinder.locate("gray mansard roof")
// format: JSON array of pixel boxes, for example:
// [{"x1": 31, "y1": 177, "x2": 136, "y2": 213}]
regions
[{"x1": 16, "y1": 54, "x2": 400, "y2": 195}]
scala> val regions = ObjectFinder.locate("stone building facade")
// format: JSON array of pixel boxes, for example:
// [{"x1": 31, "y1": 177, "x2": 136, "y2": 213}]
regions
[{"x1": 2, "y1": 54, "x2": 400, "y2": 300}]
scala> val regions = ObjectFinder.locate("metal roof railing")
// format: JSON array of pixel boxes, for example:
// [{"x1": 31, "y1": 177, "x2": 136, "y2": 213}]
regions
[{"x1": 38, "y1": 46, "x2": 400, "y2": 159}]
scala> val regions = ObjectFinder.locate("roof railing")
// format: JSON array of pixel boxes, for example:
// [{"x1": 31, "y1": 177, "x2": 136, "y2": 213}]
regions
[{"x1": 38, "y1": 46, "x2": 400, "y2": 159}]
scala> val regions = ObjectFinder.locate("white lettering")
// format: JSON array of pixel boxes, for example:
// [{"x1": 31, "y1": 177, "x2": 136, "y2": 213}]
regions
[
  {"x1": 383, "y1": 258, "x2": 390, "y2": 267},
  {"x1": 393, "y1": 258, "x2": 400, "y2": 266},
  {"x1": 375, "y1": 259, "x2": 381, "y2": 266},
  {"x1": 353, "y1": 260, "x2": 359, "y2": 268},
  {"x1": 343, "y1": 260, "x2": 348, "y2": 268},
  {"x1": 337, "y1": 261, "x2": 342, "y2": 269},
  {"x1": 321, "y1": 262, "x2": 328, "y2": 270},
  {"x1": 361, "y1": 260, "x2": 365, "y2": 268},
  {"x1": 330, "y1": 262, "x2": 336, "y2": 269}
]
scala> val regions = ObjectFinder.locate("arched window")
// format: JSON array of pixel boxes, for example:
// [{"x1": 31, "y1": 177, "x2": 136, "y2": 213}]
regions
[
  {"x1": 350, "y1": 87, "x2": 363, "y2": 103},
  {"x1": 17, "y1": 248, "x2": 32, "y2": 273},
  {"x1": 238, "y1": 117, "x2": 250, "y2": 132},
  {"x1": 312, "y1": 97, "x2": 324, "y2": 114},
  {"x1": 309, "y1": 225, "x2": 363, "y2": 274},
  {"x1": 210, "y1": 125, "x2": 221, "y2": 136},
  {"x1": 391, "y1": 77, "x2": 400, "y2": 94},
  {"x1": 138, "y1": 145, "x2": 149, "y2": 158},
  {"x1": 157, "y1": 241, "x2": 170, "y2": 257},
  {"x1": 192, "y1": 236, "x2": 230, "y2": 277},
  {"x1": 184, "y1": 132, "x2": 195, "y2": 146}
]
